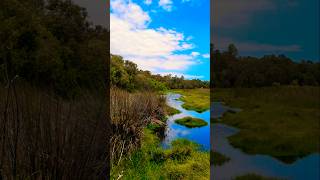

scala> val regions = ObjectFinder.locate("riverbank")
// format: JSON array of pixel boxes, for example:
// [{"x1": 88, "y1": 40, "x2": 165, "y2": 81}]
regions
[
  {"x1": 171, "y1": 88, "x2": 210, "y2": 113},
  {"x1": 212, "y1": 86, "x2": 320, "y2": 163},
  {"x1": 112, "y1": 129, "x2": 209, "y2": 179},
  {"x1": 111, "y1": 90, "x2": 210, "y2": 179}
]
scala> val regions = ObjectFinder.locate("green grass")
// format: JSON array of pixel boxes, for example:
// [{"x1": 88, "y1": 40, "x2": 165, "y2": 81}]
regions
[
  {"x1": 210, "y1": 150, "x2": 230, "y2": 166},
  {"x1": 234, "y1": 173, "x2": 284, "y2": 180},
  {"x1": 175, "y1": 116, "x2": 208, "y2": 128},
  {"x1": 111, "y1": 129, "x2": 210, "y2": 179},
  {"x1": 164, "y1": 104, "x2": 181, "y2": 116},
  {"x1": 213, "y1": 86, "x2": 320, "y2": 163},
  {"x1": 171, "y1": 88, "x2": 210, "y2": 113}
]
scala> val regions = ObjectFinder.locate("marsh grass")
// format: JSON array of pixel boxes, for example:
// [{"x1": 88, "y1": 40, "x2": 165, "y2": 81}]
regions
[
  {"x1": 164, "y1": 104, "x2": 181, "y2": 116},
  {"x1": 213, "y1": 86, "x2": 320, "y2": 163},
  {"x1": 0, "y1": 81, "x2": 108, "y2": 179},
  {"x1": 110, "y1": 87, "x2": 166, "y2": 169},
  {"x1": 112, "y1": 129, "x2": 210, "y2": 179},
  {"x1": 175, "y1": 116, "x2": 208, "y2": 128},
  {"x1": 172, "y1": 89, "x2": 210, "y2": 113}
]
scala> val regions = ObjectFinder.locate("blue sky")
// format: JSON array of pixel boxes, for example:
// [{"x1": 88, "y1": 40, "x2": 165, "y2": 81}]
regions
[
  {"x1": 213, "y1": 0, "x2": 319, "y2": 61},
  {"x1": 110, "y1": 0, "x2": 210, "y2": 80}
]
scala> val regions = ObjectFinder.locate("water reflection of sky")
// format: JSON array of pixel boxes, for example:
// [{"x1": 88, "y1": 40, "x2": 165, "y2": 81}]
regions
[
  {"x1": 211, "y1": 103, "x2": 320, "y2": 180},
  {"x1": 161, "y1": 93, "x2": 210, "y2": 150}
]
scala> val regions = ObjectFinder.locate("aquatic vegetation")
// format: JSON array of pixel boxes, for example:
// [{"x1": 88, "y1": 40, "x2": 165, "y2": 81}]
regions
[
  {"x1": 214, "y1": 86, "x2": 320, "y2": 163},
  {"x1": 172, "y1": 89, "x2": 210, "y2": 113},
  {"x1": 164, "y1": 104, "x2": 181, "y2": 116},
  {"x1": 175, "y1": 116, "x2": 208, "y2": 128},
  {"x1": 211, "y1": 151, "x2": 230, "y2": 166}
]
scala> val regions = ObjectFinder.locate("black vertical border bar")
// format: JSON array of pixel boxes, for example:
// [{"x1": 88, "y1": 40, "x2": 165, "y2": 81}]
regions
[{"x1": 210, "y1": 0, "x2": 214, "y2": 179}]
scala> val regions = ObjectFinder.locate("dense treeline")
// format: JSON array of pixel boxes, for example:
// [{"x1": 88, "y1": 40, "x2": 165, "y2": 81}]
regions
[
  {"x1": 111, "y1": 55, "x2": 209, "y2": 92},
  {"x1": 0, "y1": 0, "x2": 108, "y2": 179},
  {"x1": 211, "y1": 44, "x2": 320, "y2": 88},
  {"x1": 0, "y1": 0, "x2": 108, "y2": 97}
]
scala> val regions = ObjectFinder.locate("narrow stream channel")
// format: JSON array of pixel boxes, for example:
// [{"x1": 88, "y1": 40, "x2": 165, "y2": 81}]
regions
[
  {"x1": 161, "y1": 93, "x2": 210, "y2": 150},
  {"x1": 211, "y1": 102, "x2": 320, "y2": 180}
]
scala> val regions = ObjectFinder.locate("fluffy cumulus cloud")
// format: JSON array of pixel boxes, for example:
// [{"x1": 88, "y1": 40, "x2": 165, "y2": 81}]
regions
[{"x1": 111, "y1": 0, "x2": 200, "y2": 77}]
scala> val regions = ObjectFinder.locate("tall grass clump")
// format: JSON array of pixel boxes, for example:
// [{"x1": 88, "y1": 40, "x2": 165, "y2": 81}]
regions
[
  {"x1": 0, "y1": 80, "x2": 108, "y2": 179},
  {"x1": 110, "y1": 87, "x2": 166, "y2": 168}
]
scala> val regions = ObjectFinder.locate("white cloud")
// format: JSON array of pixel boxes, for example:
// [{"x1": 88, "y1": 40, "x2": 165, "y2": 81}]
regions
[
  {"x1": 191, "y1": 52, "x2": 200, "y2": 57},
  {"x1": 111, "y1": 0, "x2": 151, "y2": 28},
  {"x1": 202, "y1": 54, "x2": 210, "y2": 58},
  {"x1": 158, "y1": 0, "x2": 173, "y2": 11},
  {"x1": 144, "y1": 0, "x2": 152, "y2": 5},
  {"x1": 110, "y1": 0, "x2": 197, "y2": 74}
]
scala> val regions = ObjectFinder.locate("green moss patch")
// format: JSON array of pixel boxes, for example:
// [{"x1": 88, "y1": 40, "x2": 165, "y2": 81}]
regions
[
  {"x1": 164, "y1": 104, "x2": 181, "y2": 116},
  {"x1": 175, "y1": 116, "x2": 208, "y2": 128}
]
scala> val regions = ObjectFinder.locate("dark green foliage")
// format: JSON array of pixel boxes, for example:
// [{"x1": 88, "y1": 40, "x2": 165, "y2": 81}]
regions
[
  {"x1": 211, "y1": 44, "x2": 320, "y2": 88},
  {"x1": 0, "y1": 0, "x2": 108, "y2": 97},
  {"x1": 111, "y1": 55, "x2": 209, "y2": 92}
]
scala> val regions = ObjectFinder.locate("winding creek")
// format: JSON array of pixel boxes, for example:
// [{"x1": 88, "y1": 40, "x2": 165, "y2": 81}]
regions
[
  {"x1": 161, "y1": 93, "x2": 319, "y2": 179},
  {"x1": 211, "y1": 102, "x2": 320, "y2": 180},
  {"x1": 161, "y1": 93, "x2": 210, "y2": 150}
]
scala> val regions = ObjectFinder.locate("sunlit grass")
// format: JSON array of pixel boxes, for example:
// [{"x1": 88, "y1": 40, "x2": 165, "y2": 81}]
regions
[
  {"x1": 164, "y1": 104, "x2": 181, "y2": 116},
  {"x1": 172, "y1": 88, "x2": 210, "y2": 113},
  {"x1": 111, "y1": 129, "x2": 210, "y2": 179}
]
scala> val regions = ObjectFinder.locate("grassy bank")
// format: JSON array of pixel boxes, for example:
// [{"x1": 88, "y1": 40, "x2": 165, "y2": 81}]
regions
[
  {"x1": 111, "y1": 129, "x2": 210, "y2": 179},
  {"x1": 111, "y1": 88, "x2": 209, "y2": 179},
  {"x1": 164, "y1": 104, "x2": 181, "y2": 116},
  {"x1": 175, "y1": 117, "x2": 208, "y2": 128},
  {"x1": 211, "y1": 151, "x2": 230, "y2": 166},
  {"x1": 172, "y1": 88, "x2": 210, "y2": 113},
  {"x1": 213, "y1": 86, "x2": 320, "y2": 163}
]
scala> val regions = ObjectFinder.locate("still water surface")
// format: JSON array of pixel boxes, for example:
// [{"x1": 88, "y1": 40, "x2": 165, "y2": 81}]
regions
[{"x1": 161, "y1": 93, "x2": 210, "y2": 150}]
